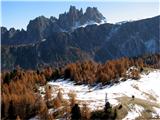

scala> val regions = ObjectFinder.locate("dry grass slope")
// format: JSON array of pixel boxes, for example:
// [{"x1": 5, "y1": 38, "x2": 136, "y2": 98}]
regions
[{"x1": 116, "y1": 96, "x2": 160, "y2": 119}]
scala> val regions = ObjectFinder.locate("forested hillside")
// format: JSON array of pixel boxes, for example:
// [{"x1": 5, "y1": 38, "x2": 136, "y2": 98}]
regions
[{"x1": 1, "y1": 54, "x2": 160, "y2": 120}]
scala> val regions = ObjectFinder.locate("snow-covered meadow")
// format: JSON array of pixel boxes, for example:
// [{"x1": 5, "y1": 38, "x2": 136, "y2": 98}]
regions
[{"x1": 39, "y1": 69, "x2": 160, "y2": 119}]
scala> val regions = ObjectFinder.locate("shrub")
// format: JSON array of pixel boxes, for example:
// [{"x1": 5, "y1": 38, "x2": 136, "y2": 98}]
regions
[
  {"x1": 91, "y1": 110, "x2": 105, "y2": 119},
  {"x1": 68, "y1": 91, "x2": 76, "y2": 107},
  {"x1": 131, "y1": 69, "x2": 140, "y2": 80},
  {"x1": 81, "y1": 104, "x2": 91, "y2": 119}
]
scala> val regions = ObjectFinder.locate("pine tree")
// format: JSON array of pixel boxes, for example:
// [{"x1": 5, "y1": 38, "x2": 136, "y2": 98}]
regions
[
  {"x1": 8, "y1": 100, "x2": 16, "y2": 119},
  {"x1": 38, "y1": 101, "x2": 48, "y2": 120},
  {"x1": 1, "y1": 102, "x2": 5, "y2": 118},
  {"x1": 68, "y1": 91, "x2": 76, "y2": 107},
  {"x1": 4, "y1": 73, "x2": 11, "y2": 84},
  {"x1": 104, "y1": 94, "x2": 112, "y2": 118},
  {"x1": 53, "y1": 97, "x2": 61, "y2": 109},
  {"x1": 45, "y1": 86, "x2": 52, "y2": 106},
  {"x1": 71, "y1": 104, "x2": 81, "y2": 120},
  {"x1": 64, "y1": 68, "x2": 71, "y2": 79},
  {"x1": 104, "y1": 102, "x2": 111, "y2": 113}
]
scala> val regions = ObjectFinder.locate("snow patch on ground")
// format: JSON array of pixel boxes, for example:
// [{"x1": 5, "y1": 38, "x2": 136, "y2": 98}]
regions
[
  {"x1": 47, "y1": 70, "x2": 160, "y2": 112},
  {"x1": 122, "y1": 104, "x2": 144, "y2": 120},
  {"x1": 152, "y1": 107, "x2": 160, "y2": 118}
]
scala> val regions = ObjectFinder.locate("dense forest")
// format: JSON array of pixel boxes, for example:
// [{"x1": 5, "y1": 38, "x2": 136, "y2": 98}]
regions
[{"x1": 1, "y1": 54, "x2": 160, "y2": 120}]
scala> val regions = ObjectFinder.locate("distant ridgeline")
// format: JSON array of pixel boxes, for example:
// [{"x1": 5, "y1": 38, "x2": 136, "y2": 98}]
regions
[{"x1": 1, "y1": 6, "x2": 160, "y2": 70}]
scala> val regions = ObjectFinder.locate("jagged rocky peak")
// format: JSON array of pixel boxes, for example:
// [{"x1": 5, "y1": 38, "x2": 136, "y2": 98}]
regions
[
  {"x1": 8, "y1": 28, "x2": 17, "y2": 38},
  {"x1": 1, "y1": 26, "x2": 8, "y2": 34},
  {"x1": 69, "y1": 5, "x2": 83, "y2": 15},
  {"x1": 9, "y1": 27, "x2": 16, "y2": 32},
  {"x1": 21, "y1": 28, "x2": 26, "y2": 32},
  {"x1": 80, "y1": 8, "x2": 83, "y2": 15},
  {"x1": 58, "y1": 5, "x2": 81, "y2": 29},
  {"x1": 69, "y1": 5, "x2": 77, "y2": 13},
  {"x1": 1, "y1": 6, "x2": 107, "y2": 44},
  {"x1": 25, "y1": 6, "x2": 106, "y2": 33},
  {"x1": 84, "y1": 7, "x2": 106, "y2": 23},
  {"x1": 27, "y1": 15, "x2": 50, "y2": 29},
  {"x1": 50, "y1": 16, "x2": 58, "y2": 22},
  {"x1": 58, "y1": 5, "x2": 106, "y2": 30},
  {"x1": 34, "y1": 15, "x2": 49, "y2": 21},
  {"x1": 26, "y1": 15, "x2": 51, "y2": 40}
]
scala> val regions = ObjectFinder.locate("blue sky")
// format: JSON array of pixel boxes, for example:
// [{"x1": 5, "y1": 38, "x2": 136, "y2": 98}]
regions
[{"x1": 1, "y1": 1, "x2": 159, "y2": 30}]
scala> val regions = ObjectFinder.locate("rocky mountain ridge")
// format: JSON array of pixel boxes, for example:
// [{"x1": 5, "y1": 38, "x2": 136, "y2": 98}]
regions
[
  {"x1": 1, "y1": 6, "x2": 106, "y2": 45},
  {"x1": 1, "y1": 6, "x2": 160, "y2": 70}
]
